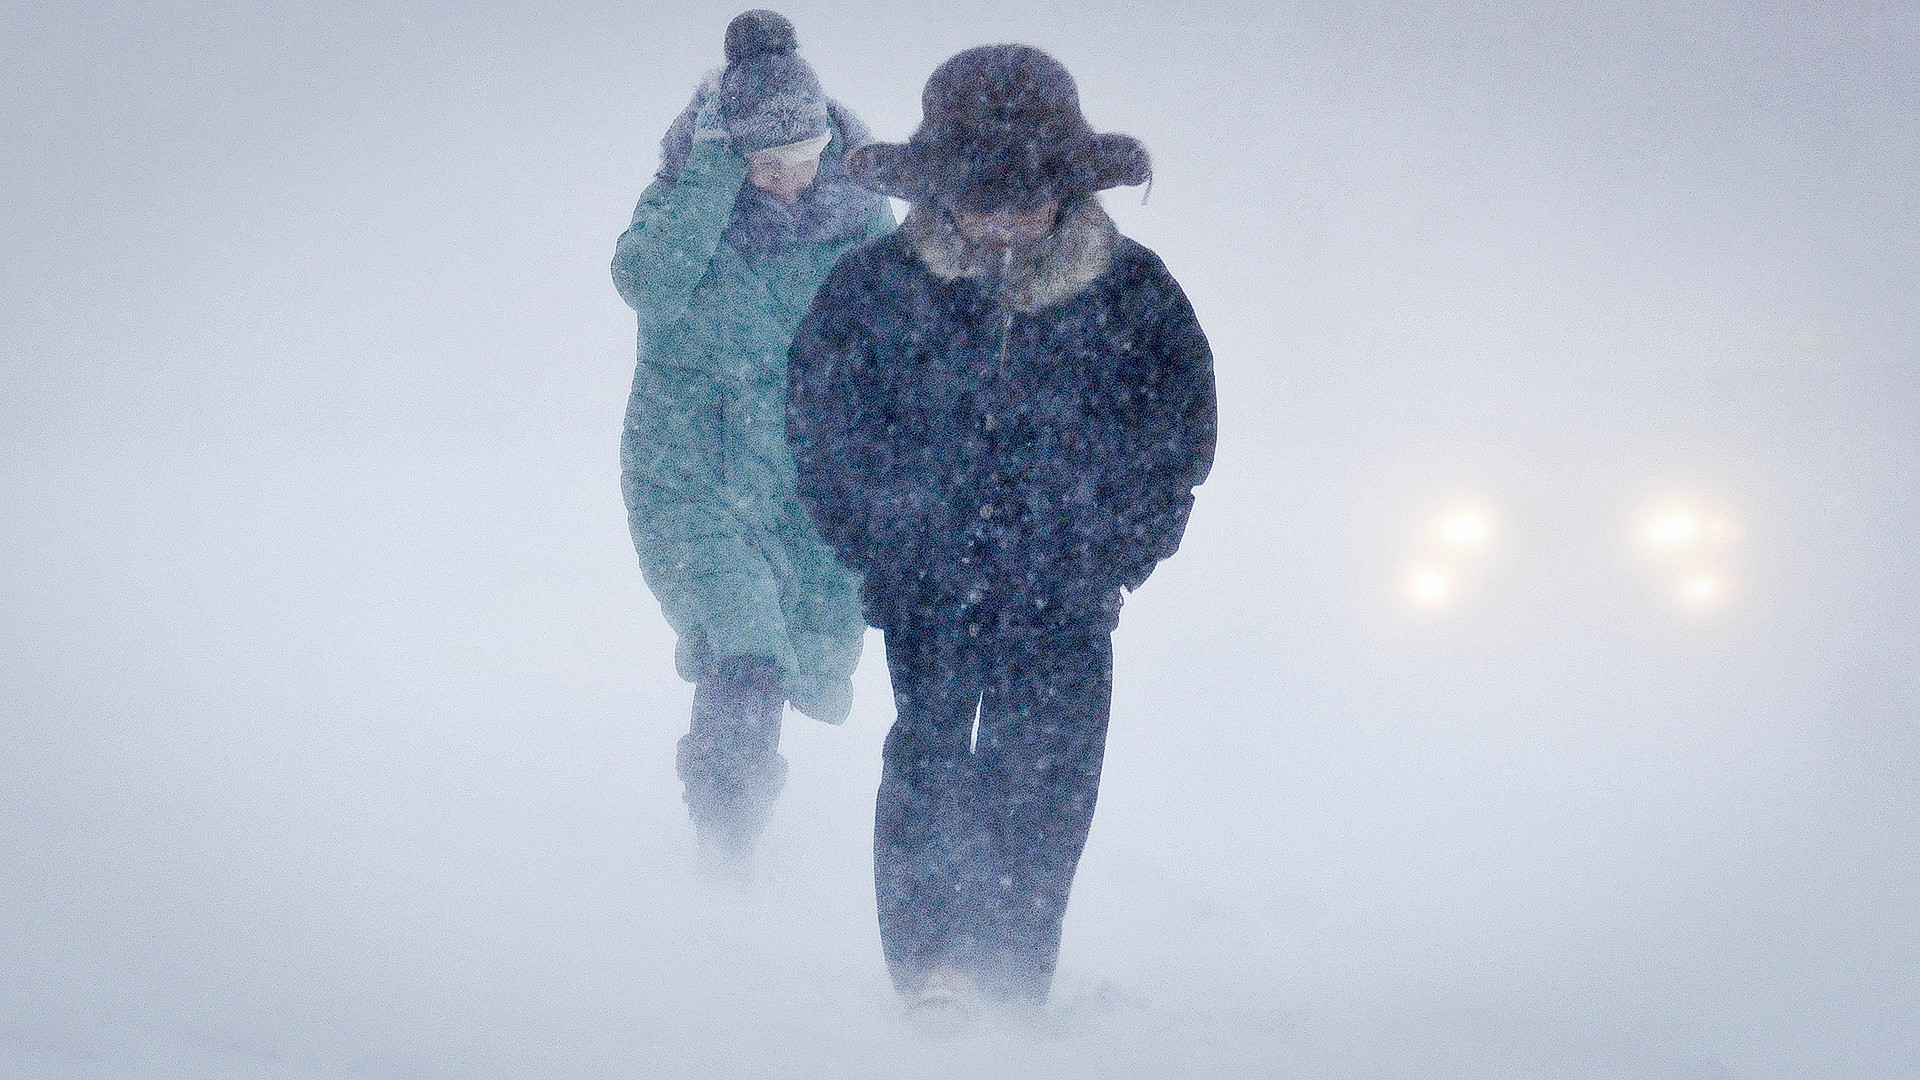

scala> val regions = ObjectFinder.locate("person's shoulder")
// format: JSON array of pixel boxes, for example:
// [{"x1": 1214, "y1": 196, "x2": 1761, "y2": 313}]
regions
[
  {"x1": 1108, "y1": 235, "x2": 1176, "y2": 282},
  {"x1": 824, "y1": 229, "x2": 918, "y2": 289},
  {"x1": 1103, "y1": 235, "x2": 1191, "y2": 306},
  {"x1": 800, "y1": 232, "x2": 918, "y2": 339},
  {"x1": 855, "y1": 224, "x2": 916, "y2": 262}
]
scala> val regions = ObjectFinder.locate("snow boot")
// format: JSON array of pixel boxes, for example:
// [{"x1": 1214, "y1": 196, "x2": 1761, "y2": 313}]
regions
[{"x1": 677, "y1": 655, "x2": 787, "y2": 867}]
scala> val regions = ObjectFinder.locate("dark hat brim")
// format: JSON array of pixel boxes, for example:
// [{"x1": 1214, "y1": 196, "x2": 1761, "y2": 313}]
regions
[
  {"x1": 844, "y1": 141, "x2": 924, "y2": 201},
  {"x1": 1082, "y1": 132, "x2": 1152, "y2": 192},
  {"x1": 847, "y1": 133, "x2": 1150, "y2": 205}
]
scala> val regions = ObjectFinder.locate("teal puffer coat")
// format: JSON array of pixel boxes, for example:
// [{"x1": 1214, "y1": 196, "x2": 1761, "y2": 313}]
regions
[{"x1": 613, "y1": 119, "x2": 893, "y2": 724}]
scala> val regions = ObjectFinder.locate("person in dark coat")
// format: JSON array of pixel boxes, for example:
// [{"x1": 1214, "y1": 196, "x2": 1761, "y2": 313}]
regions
[
  {"x1": 786, "y1": 44, "x2": 1216, "y2": 1008},
  {"x1": 612, "y1": 10, "x2": 893, "y2": 867}
]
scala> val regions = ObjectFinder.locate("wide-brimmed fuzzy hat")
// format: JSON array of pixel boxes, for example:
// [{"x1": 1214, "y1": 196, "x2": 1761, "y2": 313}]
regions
[{"x1": 847, "y1": 45, "x2": 1150, "y2": 211}]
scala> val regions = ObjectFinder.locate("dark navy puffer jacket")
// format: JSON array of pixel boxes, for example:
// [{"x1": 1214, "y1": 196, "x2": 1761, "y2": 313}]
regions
[{"x1": 786, "y1": 198, "x2": 1216, "y2": 632}]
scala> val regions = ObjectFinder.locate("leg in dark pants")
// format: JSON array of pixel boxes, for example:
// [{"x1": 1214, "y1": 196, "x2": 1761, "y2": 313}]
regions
[
  {"x1": 875, "y1": 619, "x2": 1113, "y2": 1003},
  {"x1": 677, "y1": 654, "x2": 787, "y2": 862}
]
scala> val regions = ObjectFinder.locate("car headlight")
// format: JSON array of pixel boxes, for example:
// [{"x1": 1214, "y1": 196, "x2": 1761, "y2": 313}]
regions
[{"x1": 1638, "y1": 501, "x2": 1738, "y2": 610}]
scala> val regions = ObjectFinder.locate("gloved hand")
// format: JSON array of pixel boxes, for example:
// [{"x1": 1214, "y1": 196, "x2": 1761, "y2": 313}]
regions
[{"x1": 691, "y1": 70, "x2": 728, "y2": 144}]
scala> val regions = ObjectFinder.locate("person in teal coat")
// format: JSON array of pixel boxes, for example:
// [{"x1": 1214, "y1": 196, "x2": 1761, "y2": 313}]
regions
[{"x1": 612, "y1": 10, "x2": 893, "y2": 863}]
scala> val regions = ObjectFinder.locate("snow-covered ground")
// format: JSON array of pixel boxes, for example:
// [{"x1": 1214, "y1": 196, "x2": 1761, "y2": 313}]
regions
[{"x1": 4, "y1": 2, "x2": 1915, "y2": 1077}]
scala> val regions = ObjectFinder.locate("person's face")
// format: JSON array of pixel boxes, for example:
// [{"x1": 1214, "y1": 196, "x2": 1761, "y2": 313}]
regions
[
  {"x1": 951, "y1": 200, "x2": 1060, "y2": 252},
  {"x1": 746, "y1": 141, "x2": 824, "y2": 203}
]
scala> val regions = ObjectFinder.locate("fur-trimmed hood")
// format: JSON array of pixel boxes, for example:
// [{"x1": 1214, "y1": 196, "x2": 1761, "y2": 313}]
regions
[{"x1": 901, "y1": 197, "x2": 1118, "y2": 313}]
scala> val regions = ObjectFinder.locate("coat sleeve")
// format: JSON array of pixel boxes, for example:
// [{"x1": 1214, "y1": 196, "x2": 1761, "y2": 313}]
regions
[
  {"x1": 610, "y1": 139, "x2": 748, "y2": 332},
  {"x1": 1107, "y1": 253, "x2": 1217, "y2": 591},
  {"x1": 785, "y1": 254, "x2": 885, "y2": 576}
]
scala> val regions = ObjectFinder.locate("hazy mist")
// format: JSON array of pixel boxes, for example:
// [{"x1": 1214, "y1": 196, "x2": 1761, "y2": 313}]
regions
[{"x1": 4, "y1": 2, "x2": 1915, "y2": 1076}]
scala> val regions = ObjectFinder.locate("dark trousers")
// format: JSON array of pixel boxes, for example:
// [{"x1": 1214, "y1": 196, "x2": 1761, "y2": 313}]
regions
[{"x1": 874, "y1": 616, "x2": 1114, "y2": 1003}]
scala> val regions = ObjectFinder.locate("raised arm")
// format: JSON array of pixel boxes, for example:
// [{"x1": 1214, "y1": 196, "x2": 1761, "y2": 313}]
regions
[{"x1": 610, "y1": 83, "x2": 748, "y2": 333}]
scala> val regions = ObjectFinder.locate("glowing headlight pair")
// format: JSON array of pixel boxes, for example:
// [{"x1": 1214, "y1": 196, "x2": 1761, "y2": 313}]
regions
[
  {"x1": 1639, "y1": 505, "x2": 1738, "y2": 607},
  {"x1": 1403, "y1": 502, "x2": 1740, "y2": 611},
  {"x1": 1405, "y1": 509, "x2": 1491, "y2": 608}
]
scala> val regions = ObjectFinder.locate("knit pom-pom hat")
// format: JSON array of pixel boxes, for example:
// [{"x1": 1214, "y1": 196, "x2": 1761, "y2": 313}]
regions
[{"x1": 718, "y1": 10, "x2": 831, "y2": 155}]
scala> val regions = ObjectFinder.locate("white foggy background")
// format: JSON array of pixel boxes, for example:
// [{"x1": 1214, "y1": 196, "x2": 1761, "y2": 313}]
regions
[{"x1": 3, "y1": 0, "x2": 1915, "y2": 1076}]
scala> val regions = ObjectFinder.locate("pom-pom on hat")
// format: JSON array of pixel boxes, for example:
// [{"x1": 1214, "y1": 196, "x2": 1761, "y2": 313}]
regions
[
  {"x1": 723, "y1": 8, "x2": 795, "y2": 61},
  {"x1": 847, "y1": 45, "x2": 1150, "y2": 212},
  {"x1": 718, "y1": 10, "x2": 831, "y2": 156}
]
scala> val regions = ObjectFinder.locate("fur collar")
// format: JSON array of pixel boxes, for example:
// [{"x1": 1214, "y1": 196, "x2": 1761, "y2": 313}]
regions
[{"x1": 901, "y1": 197, "x2": 1118, "y2": 313}]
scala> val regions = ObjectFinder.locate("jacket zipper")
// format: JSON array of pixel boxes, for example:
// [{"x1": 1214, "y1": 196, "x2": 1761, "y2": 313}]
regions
[{"x1": 995, "y1": 246, "x2": 1014, "y2": 382}]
